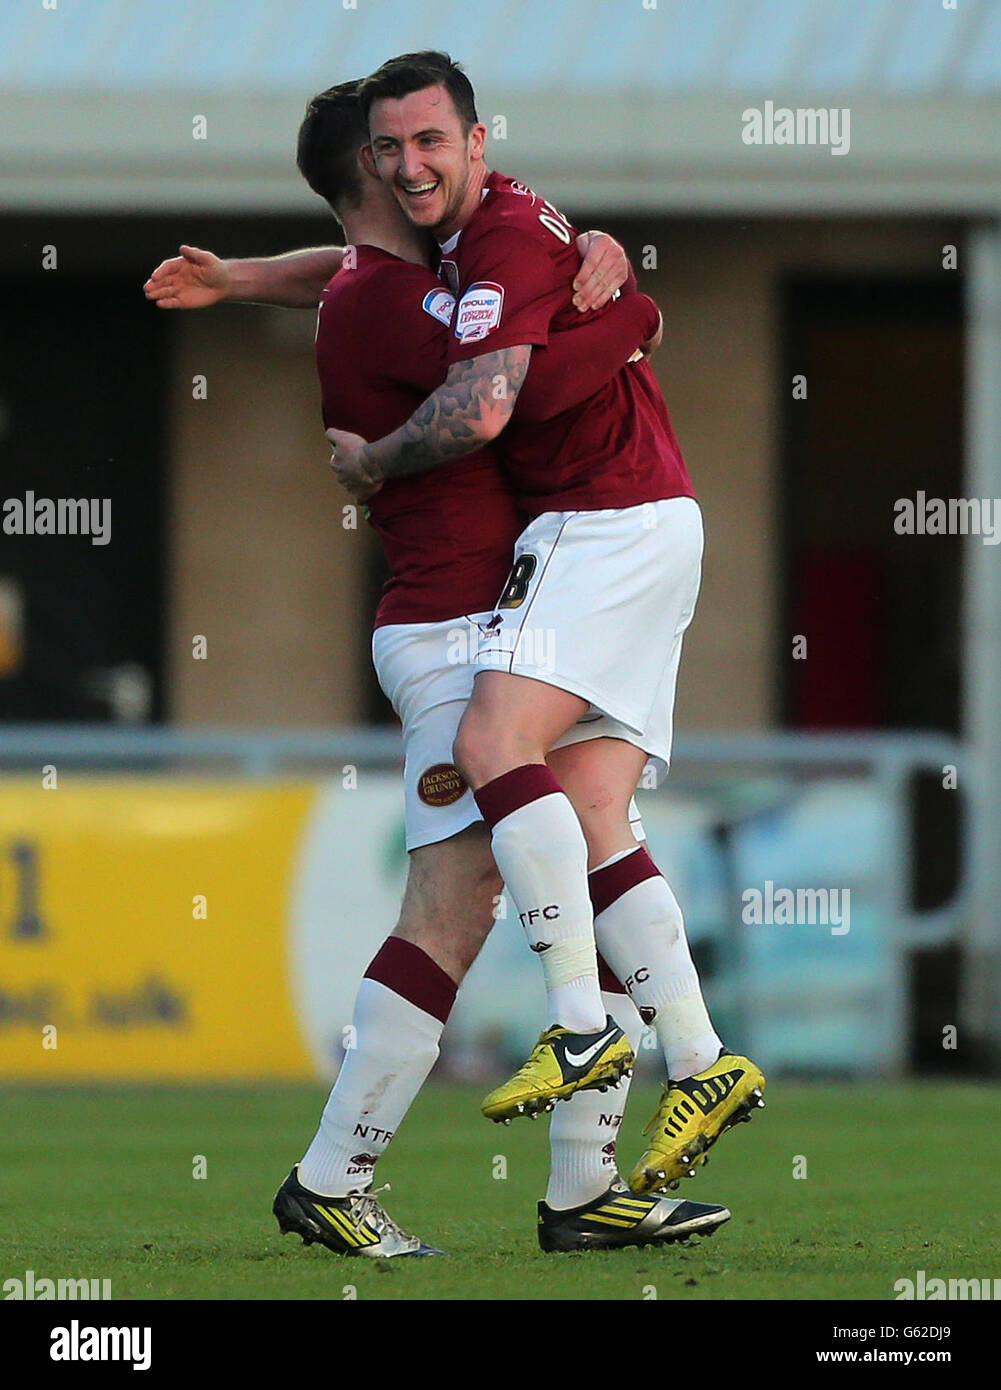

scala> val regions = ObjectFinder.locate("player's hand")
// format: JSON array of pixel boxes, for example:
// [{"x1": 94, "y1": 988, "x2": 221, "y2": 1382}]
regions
[
  {"x1": 326, "y1": 428, "x2": 382, "y2": 502},
  {"x1": 572, "y1": 231, "x2": 628, "y2": 313},
  {"x1": 143, "y1": 245, "x2": 231, "y2": 309}
]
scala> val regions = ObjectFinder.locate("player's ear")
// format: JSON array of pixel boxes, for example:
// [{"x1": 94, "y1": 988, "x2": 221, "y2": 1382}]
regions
[
  {"x1": 359, "y1": 143, "x2": 379, "y2": 179},
  {"x1": 468, "y1": 123, "x2": 487, "y2": 161}
]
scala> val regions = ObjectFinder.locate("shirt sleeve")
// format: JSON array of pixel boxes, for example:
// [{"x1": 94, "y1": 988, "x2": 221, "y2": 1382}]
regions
[
  {"x1": 446, "y1": 224, "x2": 566, "y2": 366},
  {"x1": 516, "y1": 291, "x2": 661, "y2": 423}
]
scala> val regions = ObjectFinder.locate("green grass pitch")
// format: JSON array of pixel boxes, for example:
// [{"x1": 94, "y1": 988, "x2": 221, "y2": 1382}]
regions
[{"x1": 2, "y1": 1080, "x2": 998, "y2": 1301}]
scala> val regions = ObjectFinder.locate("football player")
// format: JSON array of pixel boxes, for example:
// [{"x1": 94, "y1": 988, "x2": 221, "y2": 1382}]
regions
[
  {"x1": 146, "y1": 81, "x2": 731, "y2": 1256},
  {"x1": 327, "y1": 52, "x2": 767, "y2": 1195}
]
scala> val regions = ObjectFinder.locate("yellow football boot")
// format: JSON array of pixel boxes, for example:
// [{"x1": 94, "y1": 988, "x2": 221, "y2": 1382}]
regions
[
  {"x1": 629, "y1": 1049, "x2": 766, "y2": 1193},
  {"x1": 482, "y1": 1016, "x2": 634, "y2": 1123}
]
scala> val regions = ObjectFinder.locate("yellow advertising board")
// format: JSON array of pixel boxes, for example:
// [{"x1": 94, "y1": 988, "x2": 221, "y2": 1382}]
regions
[{"x1": 0, "y1": 779, "x2": 317, "y2": 1079}]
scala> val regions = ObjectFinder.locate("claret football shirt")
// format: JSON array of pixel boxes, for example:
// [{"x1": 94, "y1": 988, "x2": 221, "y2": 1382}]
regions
[
  {"x1": 439, "y1": 171, "x2": 694, "y2": 517},
  {"x1": 315, "y1": 243, "x2": 659, "y2": 626}
]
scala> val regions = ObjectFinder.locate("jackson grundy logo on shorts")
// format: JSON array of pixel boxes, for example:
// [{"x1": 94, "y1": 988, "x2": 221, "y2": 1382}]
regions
[{"x1": 417, "y1": 764, "x2": 469, "y2": 808}]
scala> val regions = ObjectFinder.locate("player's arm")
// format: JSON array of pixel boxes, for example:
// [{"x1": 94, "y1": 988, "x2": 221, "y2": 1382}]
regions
[
  {"x1": 329, "y1": 346, "x2": 533, "y2": 497},
  {"x1": 330, "y1": 224, "x2": 575, "y2": 498},
  {"x1": 354, "y1": 271, "x2": 660, "y2": 457},
  {"x1": 144, "y1": 244, "x2": 346, "y2": 309},
  {"x1": 642, "y1": 306, "x2": 664, "y2": 356},
  {"x1": 521, "y1": 243, "x2": 661, "y2": 420},
  {"x1": 517, "y1": 286, "x2": 662, "y2": 423}
]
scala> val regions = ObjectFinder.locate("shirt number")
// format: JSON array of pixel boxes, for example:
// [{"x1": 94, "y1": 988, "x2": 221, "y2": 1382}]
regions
[
  {"x1": 498, "y1": 554, "x2": 538, "y2": 609},
  {"x1": 537, "y1": 201, "x2": 572, "y2": 245}
]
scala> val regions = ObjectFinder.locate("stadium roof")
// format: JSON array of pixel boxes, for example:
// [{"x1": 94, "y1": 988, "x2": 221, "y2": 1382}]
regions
[{"x1": 3, "y1": 0, "x2": 1001, "y2": 214}]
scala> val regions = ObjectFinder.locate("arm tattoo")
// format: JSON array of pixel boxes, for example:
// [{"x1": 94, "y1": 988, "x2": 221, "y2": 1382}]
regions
[{"x1": 366, "y1": 345, "x2": 532, "y2": 483}]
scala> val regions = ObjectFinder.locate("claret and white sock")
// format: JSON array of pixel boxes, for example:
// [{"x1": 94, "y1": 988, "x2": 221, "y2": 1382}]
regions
[
  {"x1": 297, "y1": 937, "x2": 456, "y2": 1197},
  {"x1": 589, "y1": 845, "x2": 722, "y2": 1082},
  {"x1": 475, "y1": 764, "x2": 606, "y2": 1034}
]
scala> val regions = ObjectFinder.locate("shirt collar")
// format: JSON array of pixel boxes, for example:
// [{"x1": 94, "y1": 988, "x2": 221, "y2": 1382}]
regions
[{"x1": 436, "y1": 184, "x2": 493, "y2": 256}]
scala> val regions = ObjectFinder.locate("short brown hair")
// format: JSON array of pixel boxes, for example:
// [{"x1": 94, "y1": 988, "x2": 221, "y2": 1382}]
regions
[
  {"x1": 297, "y1": 80, "x2": 369, "y2": 215},
  {"x1": 360, "y1": 51, "x2": 478, "y2": 131}
]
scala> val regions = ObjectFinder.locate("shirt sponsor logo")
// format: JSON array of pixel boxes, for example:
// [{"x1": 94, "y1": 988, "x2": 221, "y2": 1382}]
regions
[
  {"x1": 455, "y1": 281, "x2": 504, "y2": 343},
  {"x1": 421, "y1": 287, "x2": 456, "y2": 327},
  {"x1": 417, "y1": 763, "x2": 468, "y2": 808}
]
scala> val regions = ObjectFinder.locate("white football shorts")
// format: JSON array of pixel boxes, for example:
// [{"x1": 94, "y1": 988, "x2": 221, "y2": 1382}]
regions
[
  {"x1": 475, "y1": 496, "x2": 704, "y2": 781},
  {"x1": 373, "y1": 613, "x2": 646, "y2": 851}
]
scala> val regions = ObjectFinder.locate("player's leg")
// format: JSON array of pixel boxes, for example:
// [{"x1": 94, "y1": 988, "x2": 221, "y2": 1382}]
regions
[
  {"x1": 292, "y1": 820, "x2": 498, "y2": 1188},
  {"x1": 275, "y1": 821, "x2": 500, "y2": 1257},
  {"x1": 275, "y1": 622, "x2": 500, "y2": 1257},
  {"x1": 539, "y1": 739, "x2": 648, "y2": 1212},
  {"x1": 513, "y1": 731, "x2": 732, "y2": 1246},
  {"x1": 550, "y1": 735, "x2": 722, "y2": 1076},
  {"x1": 549, "y1": 733, "x2": 649, "y2": 868},
  {"x1": 456, "y1": 667, "x2": 608, "y2": 1028},
  {"x1": 539, "y1": 963, "x2": 731, "y2": 1250},
  {"x1": 455, "y1": 501, "x2": 706, "y2": 1120},
  {"x1": 544, "y1": 965, "x2": 644, "y2": 1211},
  {"x1": 539, "y1": 490, "x2": 766, "y2": 1190},
  {"x1": 387, "y1": 818, "x2": 500, "y2": 981},
  {"x1": 456, "y1": 670, "x2": 634, "y2": 1120},
  {"x1": 549, "y1": 732, "x2": 765, "y2": 1193}
]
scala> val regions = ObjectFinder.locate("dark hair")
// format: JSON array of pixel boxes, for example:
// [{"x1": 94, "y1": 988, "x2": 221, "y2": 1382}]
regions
[
  {"x1": 296, "y1": 80, "x2": 370, "y2": 214},
  {"x1": 359, "y1": 50, "x2": 478, "y2": 131}
]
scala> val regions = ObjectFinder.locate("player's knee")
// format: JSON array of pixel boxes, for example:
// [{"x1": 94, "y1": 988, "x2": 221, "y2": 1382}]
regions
[
  {"x1": 573, "y1": 796, "x2": 635, "y2": 868},
  {"x1": 453, "y1": 713, "x2": 494, "y2": 787},
  {"x1": 460, "y1": 855, "x2": 504, "y2": 932},
  {"x1": 455, "y1": 717, "x2": 542, "y2": 788},
  {"x1": 571, "y1": 792, "x2": 617, "y2": 840}
]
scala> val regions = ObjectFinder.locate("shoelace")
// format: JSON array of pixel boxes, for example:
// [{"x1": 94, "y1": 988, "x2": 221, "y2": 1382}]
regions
[
  {"x1": 345, "y1": 1184, "x2": 417, "y2": 1249},
  {"x1": 502, "y1": 1034, "x2": 549, "y2": 1080}
]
